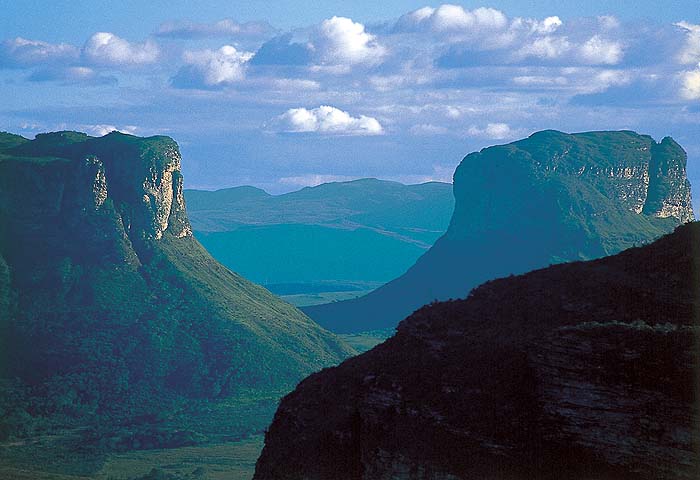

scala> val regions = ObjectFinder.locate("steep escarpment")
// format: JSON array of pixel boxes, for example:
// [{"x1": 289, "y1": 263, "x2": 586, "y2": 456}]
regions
[
  {"x1": 305, "y1": 130, "x2": 695, "y2": 332},
  {"x1": 0, "y1": 131, "x2": 353, "y2": 427},
  {"x1": 255, "y1": 222, "x2": 700, "y2": 480}
]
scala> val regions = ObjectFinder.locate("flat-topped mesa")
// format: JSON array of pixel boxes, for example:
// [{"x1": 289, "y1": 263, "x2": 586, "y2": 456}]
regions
[
  {"x1": 6, "y1": 131, "x2": 192, "y2": 241},
  {"x1": 304, "y1": 130, "x2": 695, "y2": 333},
  {"x1": 538, "y1": 131, "x2": 693, "y2": 222},
  {"x1": 0, "y1": 130, "x2": 353, "y2": 419},
  {"x1": 449, "y1": 130, "x2": 694, "y2": 237},
  {"x1": 85, "y1": 132, "x2": 192, "y2": 240}
]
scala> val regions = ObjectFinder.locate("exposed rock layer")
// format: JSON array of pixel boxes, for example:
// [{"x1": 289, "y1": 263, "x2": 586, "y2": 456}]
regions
[
  {"x1": 305, "y1": 130, "x2": 695, "y2": 332},
  {"x1": 255, "y1": 222, "x2": 700, "y2": 480}
]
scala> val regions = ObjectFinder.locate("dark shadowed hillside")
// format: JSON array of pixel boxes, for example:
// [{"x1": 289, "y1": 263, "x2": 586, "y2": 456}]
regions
[
  {"x1": 0, "y1": 131, "x2": 353, "y2": 440},
  {"x1": 255, "y1": 222, "x2": 700, "y2": 480},
  {"x1": 305, "y1": 130, "x2": 695, "y2": 332}
]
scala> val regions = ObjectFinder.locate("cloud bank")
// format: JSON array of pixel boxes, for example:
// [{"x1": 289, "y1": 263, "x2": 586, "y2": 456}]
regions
[
  {"x1": 1, "y1": 5, "x2": 699, "y2": 198},
  {"x1": 0, "y1": 37, "x2": 78, "y2": 67}
]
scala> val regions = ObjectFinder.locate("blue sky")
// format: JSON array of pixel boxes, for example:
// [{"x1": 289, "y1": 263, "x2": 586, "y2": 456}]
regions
[{"x1": 1, "y1": 1, "x2": 699, "y2": 211}]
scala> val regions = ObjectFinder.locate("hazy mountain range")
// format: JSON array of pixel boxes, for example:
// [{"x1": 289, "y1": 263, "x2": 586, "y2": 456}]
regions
[{"x1": 185, "y1": 179, "x2": 454, "y2": 303}]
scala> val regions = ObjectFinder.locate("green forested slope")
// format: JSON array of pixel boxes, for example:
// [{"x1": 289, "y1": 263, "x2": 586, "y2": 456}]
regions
[{"x1": 0, "y1": 131, "x2": 353, "y2": 439}]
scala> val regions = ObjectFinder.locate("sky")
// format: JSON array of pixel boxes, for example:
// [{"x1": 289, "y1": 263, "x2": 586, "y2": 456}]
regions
[{"x1": 1, "y1": 1, "x2": 699, "y2": 211}]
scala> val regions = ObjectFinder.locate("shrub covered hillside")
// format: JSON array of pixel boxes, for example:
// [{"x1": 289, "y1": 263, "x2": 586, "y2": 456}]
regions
[{"x1": 0, "y1": 131, "x2": 354, "y2": 438}]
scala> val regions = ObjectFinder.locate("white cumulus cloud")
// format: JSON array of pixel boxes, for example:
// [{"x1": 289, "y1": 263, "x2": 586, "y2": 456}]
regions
[
  {"x1": 397, "y1": 5, "x2": 508, "y2": 32},
  {"x1": 315, "y1": 16, "x2": 386, "y2": 66},
  {"x1": 569, "y1": 68, "x2": 633, "y2": 94},
  {"x1": 680, "y1": 64, "x2": 700, "y2": 100},
  {"x1": 516, "y1": 36, "x2": 572, "y2": 60},
  {"x1": 83, "y1": 32, "x2": 159, "y2": 67},
  {"x1": 276, "y1": 105, "x2": 384, "y2": 135},
  {"x1": 174, "y1": 45, "x2": 254, "y2": 88},
  {"x1": 530, "y1": 16, "x2": 563, "y2": 34},
  {"x1": 579, "y1": 35, "x2": 624, "y2": 65},
  {"x1": 675, "y1": 22, "x2": 700, "y2": 65},
  {"x1": 467, "y1": 123, "x2": 517, "y2": 140}
]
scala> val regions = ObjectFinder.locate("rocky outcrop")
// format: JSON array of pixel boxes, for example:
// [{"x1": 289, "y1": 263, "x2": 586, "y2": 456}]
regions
[
  {"x1": 305, "y1": 130, "x2": 695, "y2": 333},
  {"x1": 5, "y1": 131, "x2": 192, "y2": 243},
  {"x1": 255, "y1": 222, "x2": 700, "y2": 480},
  {"x1": 0, "y1": 131, "x2": 353, "y2": 422},
  {"x1": 644, "y1": 137, "x2": 695, "y2": 222}
]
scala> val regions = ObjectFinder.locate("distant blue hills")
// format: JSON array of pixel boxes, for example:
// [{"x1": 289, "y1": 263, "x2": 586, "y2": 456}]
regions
[{"x1": 184, "y1": 178, "x2": 455, "y2": 297}]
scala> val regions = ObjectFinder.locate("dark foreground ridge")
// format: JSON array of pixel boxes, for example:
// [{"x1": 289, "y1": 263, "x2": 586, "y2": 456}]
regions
[
  {"x1": 305, "y1": 130, "x2": 695, "y2": 332},
  {"x1": 0, "y1": 131, "x2": 353, "y2": 434},
  {"x1": 255, "y1": 222, "x2": 700, "y2": 480}
]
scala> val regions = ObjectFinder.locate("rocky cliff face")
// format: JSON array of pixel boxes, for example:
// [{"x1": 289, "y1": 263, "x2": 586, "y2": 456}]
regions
[
  {"x1": 255, "y1": 222, "x2": 700, "y2": 480},
  {"x1": 644, "y1": 137, "x2": 695, "y2": 221},
  {"x1": 0, "y1": 131, "x2": 353, "y2": 421},
  {"x1": 304, "y1": 130, "x2": 695, "y2": 333},
  {"x1": 3, "y1": 132, "x2": 191, "y2": 248}
]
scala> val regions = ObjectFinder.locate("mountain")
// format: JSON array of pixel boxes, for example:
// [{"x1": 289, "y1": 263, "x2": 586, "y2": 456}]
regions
[
  {"x1": 184, "y1": 179, "x2": 454, "y2": 291},
  {"x1": 0, "y1": 131, "x2": 353, "y2": 436},
  {"x1": 185, "y1": 178, "x2": 453, "y2": 237},
  {"x1": 254, "y1": 222, "x2": 700, "y2": 480},
  {"x1": 304, "y1": 130, "x2": 695, "y2": 333}
]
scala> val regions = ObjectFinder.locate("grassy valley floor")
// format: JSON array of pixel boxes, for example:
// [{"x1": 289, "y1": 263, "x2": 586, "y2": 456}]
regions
[
  {"x1": 0, "y1": 390, "x2": 284, "y2": 480},
  {"x1": 0, "y1": 327, "x2": 393, "y2": 480},
  {"x1": 1, "y1": 435, "x2": 264, "y2": 480},
  {"x1": 97, "y1": 435, "x2": 264, "y2": 480}
]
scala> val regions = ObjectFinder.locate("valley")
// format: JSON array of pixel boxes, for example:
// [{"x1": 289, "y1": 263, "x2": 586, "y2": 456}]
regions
[
  {"x1": 0, "y1": 128, "x2": 696, "y2": 480},
  {"x1": 185, "y1": 179, "x2": 454, "y2": 306},
  {"x1": 2, "y1": 2, "x2": 699, "y2": 479}
]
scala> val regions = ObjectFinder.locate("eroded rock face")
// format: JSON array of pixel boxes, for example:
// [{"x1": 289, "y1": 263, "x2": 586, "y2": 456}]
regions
[
  {"x1": 0, "y1": 132, "x2": 193, "y2": 265},
  {"x1": 304, "y1": 130, "x2": 696, "y2": 333},
  {"x1": 255, "y1": 223, "x2": 700, "y2": 480},
  {"x1": 644, "y1": 137, "x2": 695, "y2": 222},
  {"x1": 76, "y1": 132, "x2": 192, "y2": 241},
  {"x1": 83, "y1": 156, "x2": 107, "y2": 209}
]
